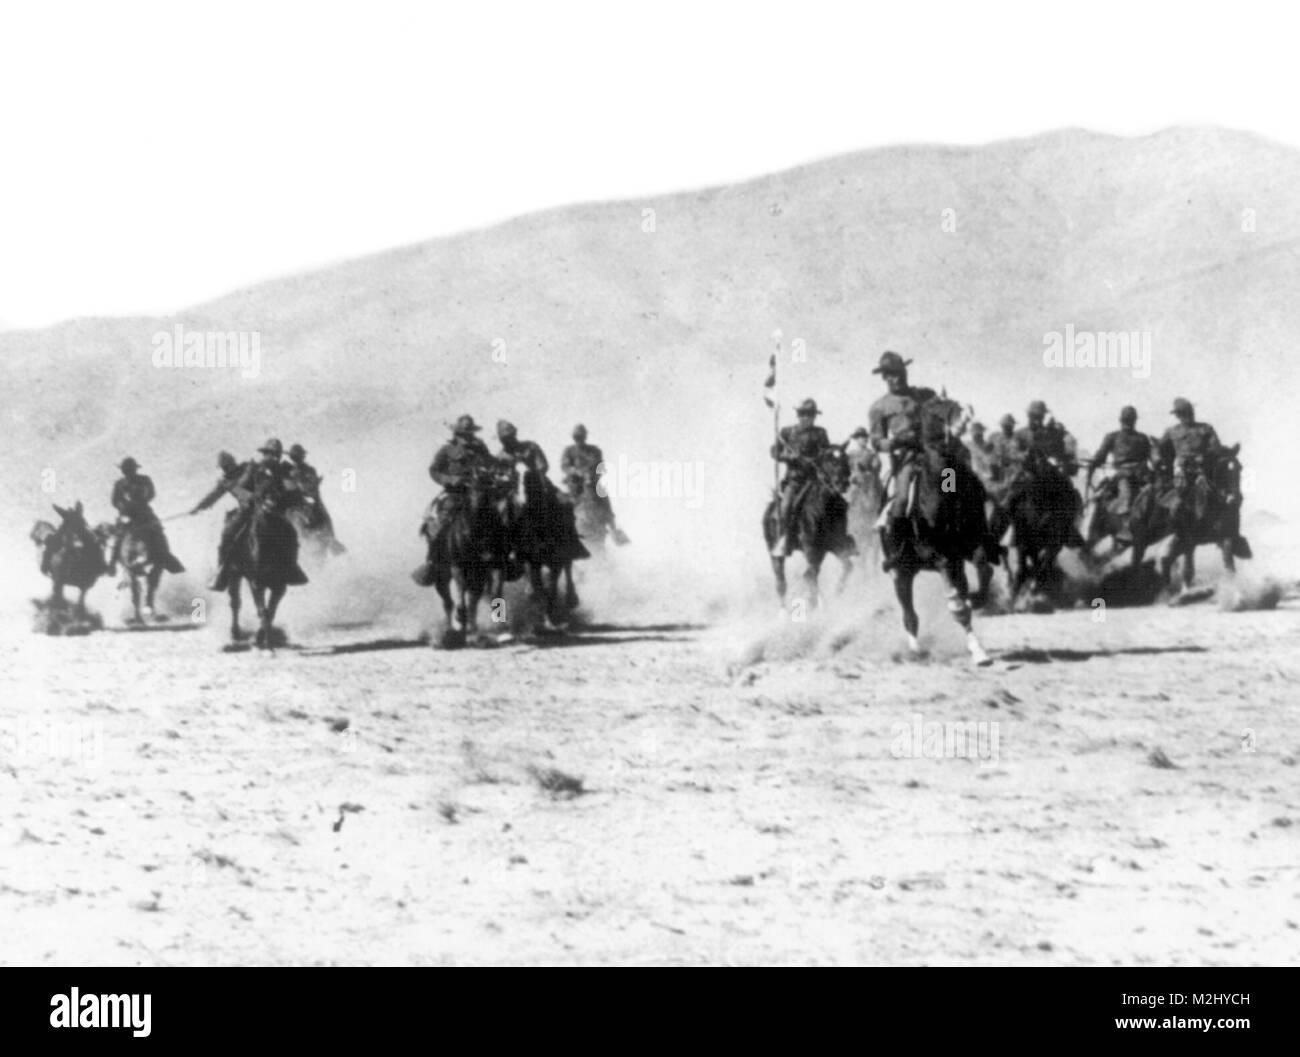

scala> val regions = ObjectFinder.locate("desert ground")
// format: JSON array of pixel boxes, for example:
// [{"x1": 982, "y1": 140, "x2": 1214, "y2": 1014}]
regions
[{"x1": 3, "y1": 546, "x2": 1298, "y2": 967}]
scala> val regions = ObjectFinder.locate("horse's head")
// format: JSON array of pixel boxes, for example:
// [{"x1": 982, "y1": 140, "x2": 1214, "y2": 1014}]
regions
[
  {"x1": 53, "y1": 501, "x2": 90, "y2": 535},
  {"x1": 1211, "y1": 443, "x2": 1244, "y2": 502},
  {"x1": 818, "y1": 446, "x2": 853, "y2": 494}
]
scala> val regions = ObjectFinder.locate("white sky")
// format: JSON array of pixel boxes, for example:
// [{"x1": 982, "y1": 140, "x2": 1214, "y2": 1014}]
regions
[{"x1": 1, "y1": 0, "x2": 1296, "y2": 330}]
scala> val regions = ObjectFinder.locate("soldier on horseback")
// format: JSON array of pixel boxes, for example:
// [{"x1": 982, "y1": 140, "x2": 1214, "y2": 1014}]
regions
[
  {"x1": 106, "y1": 457, "x2": 185, "y2": 576},
  {"x1": 285, "y1": 443, "x2": 346, "y2": 554},
  {"x1": 560, "y1": 424, "x2": 629, "y2": 545},
  {"x1": 987, "y1": 414, "x2": 1019, "y2": 482},
  {"x1": 990, "y1": 401, "x2": 1085, "y2": 548},
  {"x1": 1085, "y1": 405, "x2": 1155, "y2": 547},
  {"x1": 1157, "y1": 397, "x2": 1223, "y2": 520},
  {"x1": 416, "y1": 415, "x2": 508, "y2": 578},
  {"x1": 770, "y1": 398, "x2": 834, "y2": 557},
  {"x1": 190, "y1": 451, "x2": 250, "y2": 589},
  {"x1": 868, "y1": 353, "x2": 942, "y2": 568},
  {"x1": 207, "y1": 439, "x2": 303, "y2": 592}
]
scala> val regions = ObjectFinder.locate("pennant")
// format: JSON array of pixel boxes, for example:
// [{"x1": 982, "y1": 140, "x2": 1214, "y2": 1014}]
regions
[{"x1": 763, "y1": 353, "x2": 777, "y2": 408}]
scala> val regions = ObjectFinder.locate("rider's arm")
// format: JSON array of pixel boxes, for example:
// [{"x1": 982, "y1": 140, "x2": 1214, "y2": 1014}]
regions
[{"x1": 192, "y1": 479, "x2": 227, "y2": 513}]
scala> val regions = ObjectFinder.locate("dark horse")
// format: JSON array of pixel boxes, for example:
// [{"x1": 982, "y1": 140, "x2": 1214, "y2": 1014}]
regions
[
  {"x1": 225, "y1": 501, "x2": 308, "y2": 648},
  {"x1": 416, "y1": 468, "x2": 512, "y2": 646},
  {"x1": 512, "y1": 469, "x2": 589, "y2": 628},
  {"x1": 1003, "y1": 448, "x2": 1083, "y2": 602},
  {"x1": 879, "y1": 399, "x2": 999, "y2": 665},
  {"x1": 762, "y1": 447, "x2": 857, "y2": 611},
  {"x1": 1127, "y1": 444, "x2": 1250, "y2": 597},
  {"x1": 105, "y1": 517, "x2": 184, "y2": 625},
  {"x1": 32, "y1": 502, "x2": 106, "y2": 622}
]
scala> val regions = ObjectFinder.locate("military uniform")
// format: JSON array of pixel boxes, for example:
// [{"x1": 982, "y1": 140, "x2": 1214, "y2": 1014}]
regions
[
  {"x1": 771, "y1": 419, "x2": 833, "y2": 554},
  {"x1": 986, "y1": 430, "x2": 1020, "y2": 482},
  {"x1": 560, "y1": 433, "x2": 627, "y2": 544},
  {"x1": 210, "y1": 443, "x2": 303, "y2": 591},
  {"x1": 867, "y1": 385, "x2": 940, "y2": 519},
  {"x1": 109, "y1": 468, "x2": 184, "y2": 574},
  {"x1": 430, "y1": 435, "x2": 497, "y2": 490},
  {"x1": 560, "y1": 441, "x2": 604, "y2": 498},
  {"x1": 1090, "y1": 427, "x2": 1154, "y2": 516},
  {"x1": 1158, "y1": 420, "x2": 1221, "y2": 481},
  {"x1": 1013, "y1": 421, "x2": 1078, "y2": 471}
]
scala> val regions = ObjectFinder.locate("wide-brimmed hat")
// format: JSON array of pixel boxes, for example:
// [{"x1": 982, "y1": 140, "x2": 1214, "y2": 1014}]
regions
[
  {"x1": 497, "y1": 419, "x2": 517, "y2": 437},
  {"x1": 259, "y1": 438, "x2": 284, "y2": 457},
  {"x1": 1027, "y1": 400, "x2": 1048, "y2": 417},
  {"x1": 1120, "y1": 406, "x2": 1138, "y2": 422},
  {"x1": 118, "y1": 456, "x2": 139, "y2": 472},
  {"x1": 453, "y1": 415, "x2": 482, "y2": 434},
  {"x1": 795, "y1": 398, "x2": 821, "y2": 417},
  {"x1": 999, "y1": 414, "x2": 1015, "y2": 428},
  {"x1": 1171, "y1": 397, "x2": 1193, "y2": 416},
  {"x1": 871, "y1": 350, "x2": 913, "y2": 375},
  {"x1": 288, "y1": 443, "x2": 306, "y2": 459},
  {"x1": 572, "y1": 423, "x2": 588, "y2": 439}
]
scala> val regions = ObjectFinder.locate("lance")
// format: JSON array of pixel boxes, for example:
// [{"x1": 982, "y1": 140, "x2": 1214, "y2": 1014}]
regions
[{"x1": 766, "y1": 331, "x2": 781, "y2": 495}]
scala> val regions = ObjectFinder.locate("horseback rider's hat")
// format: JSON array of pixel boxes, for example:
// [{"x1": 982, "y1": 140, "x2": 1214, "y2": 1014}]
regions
[
  {"x1": 288, "y1": 443, "x2": 307, "y2": 460},
  {"x1": 1171, "y1": 397, "x2": 1193, "y2": 416},
  {"x1": 1120, "y1": 405, "x2": 1138, "y2": 422},
  {"x1": 573, "y1": 423, "x2": 588, "y2": 439},
  {"x1": 119, "y1": 456, "x2": 140, "y2": 472},
  {"x1": 871, "y1": 350, "x2": 912, "y2": 376},
  {"x1": 259, "y1": 438, "x2": 284, "y2": 457},
  {"x1": 1000, "y1": 413, "x2": 1015, "y2": 428},
  {"x1": 1027, "y1": 400, "x2": 1048, "y2": 417},
  {"x1": 497, "y1": 419, "x2": 517, "y2": 437},
  {"x1": 453, "y1": 414, "x2": 482, "y2": 435},
  {"x1": 795, "y1": 398, "x2": 821, "y2": 417}
]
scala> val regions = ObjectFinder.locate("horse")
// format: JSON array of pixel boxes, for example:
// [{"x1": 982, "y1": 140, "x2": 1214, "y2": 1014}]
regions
[
  {"x1": 1128, "y1": 444, "x2": 1250, "y2": 597},
  {"x1": 513, "y1": 469, "x2": 589, "y2": 628},
  {"x1": 108, "y1": 517, "x2": 184, "y2": 625},
  {"x1": 224, "y1": 500, "x2": 309, "y2": 648},
  {"x1": 1002, "y1": 448, "x2": 1084, "y2": 603},
  {"x1": 762, "y1": 446, "x2": 857, "y2": 611},
  {"x1": 570, "y1": 471, "x2": 626, "y2": 552},
  {"x1": 416, "y1": 468, "x2": 513, "y2": 646},
  {"x1": 878, "y1": 398, "x2": 999, "y2": 665},
  {"x1": 285, "y1": 494, "x2": 346, "y2": 561},
  {"x1": 32, "y1": 502, "x2": 107, "y2": 622}
]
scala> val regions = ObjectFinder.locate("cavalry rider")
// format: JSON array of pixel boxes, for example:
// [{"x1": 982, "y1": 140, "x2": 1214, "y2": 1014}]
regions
[
  {"x1": 989, "y1": 400, "x2": 1085, "y2": 547},
  {"x1": 866, "y1": 351, "x2": 993, "y2": 571},
  {"x1": 496, "y1": 420, "x2": 588, "y2": 566},
  {"x1": 1085, "y1": 405, "x2": 1155, "y2": 531},
  {"x1": 770, "y1": 398, "x2": 834, "y2": 557},
  {"x1": 424, "y1": 414, "x2": 502, "y2": 545},
  {"x1": 285, "y1": 443, "x2": 345, "y2": 552},
  {"x1": 207, "y1": 439, "x2": 301, "y2": 592},
  {"x1": 560, "y1": 423, "x2": 629, "y2": 545},
  {"x1": 1157, "y1": 397, "x2": 1223, "y2": 518},
  {"x1": 107, "y1": 457, "x2": 185, "y2": 575},
  {"x1": 987, "y1": 413, "x2": 1020, "y2": 482},
  {"x1": 866, "y1": 352, "x2": 939, "y2": 563},
  {"x1": 846, "y1": 426, "x2": 880, "y2": 490},
  {"x1": 190, "y1": 451, "x2": 250, "y2": 588}
]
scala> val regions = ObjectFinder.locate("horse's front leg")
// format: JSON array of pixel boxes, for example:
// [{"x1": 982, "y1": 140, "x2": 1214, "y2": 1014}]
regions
[
  {"x1": 144, "y1": 567, "x2": 162, "y2": 620},
  {"x1": 1220, "y1": 539, "x2": 1236, "y2": 576},
  {"x1": 771, "y1": 556, "x2": 788, "y2": 613},
  {"x1": 228, "y1": 579, "x2": 246, "y2": 641},
  {"x1": 562, "y1": 563, "x2": 579, "y2": 610},
  {"x1": 892, "y1": 569, "x2": 921, "y2": 654},
  {"x1": 945, "y1": 558, "x2": 990, "y2": 666},
  {"x1": 802, "y1": 551, "x2": 823, "y2": 612},
  {"x1": 264, "y1": 584, "x2": 286, "y2": 649}
]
